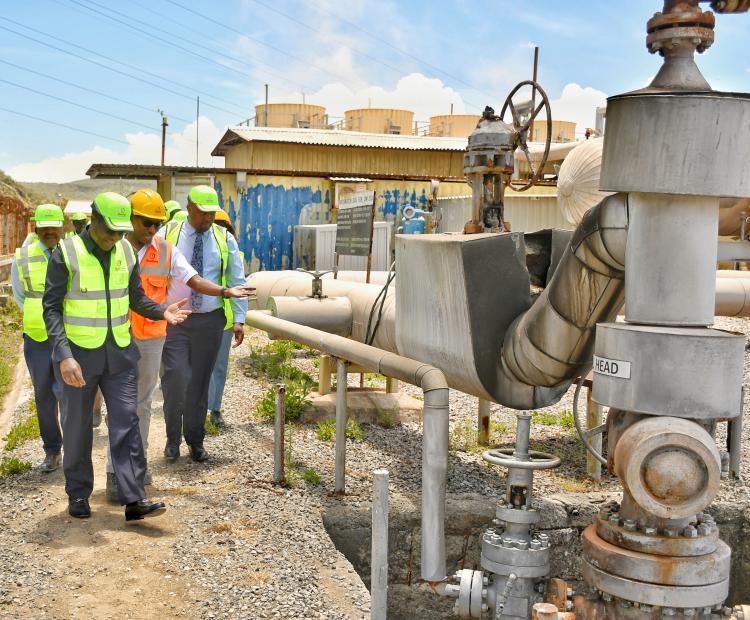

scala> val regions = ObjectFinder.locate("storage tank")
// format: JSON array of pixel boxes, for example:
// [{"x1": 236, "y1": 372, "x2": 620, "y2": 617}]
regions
[
  {"x1": 429, "y1": 114, "x2": 481, "y2": 137},
  {"x1": 556, "y1": 137, "x2": 614, "y2": 225},
  {"x1": 533, "y1": 120, "x2": 576, "y2": 143},
  {"x1": 344, "y1": 108, "x2": 414, "y2": 134},
  {"x1": 255, "y1": 103, "x2": 327, "y2": 128}
]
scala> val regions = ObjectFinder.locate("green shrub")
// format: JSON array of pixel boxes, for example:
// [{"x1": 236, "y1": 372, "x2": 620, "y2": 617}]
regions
[
  {"x1": 244, "y1": 340, "x2": 314, "y2": 385},
  {"x1": 448, "y1": 420, "x2": 483, "y2": 454},
  {"x1": 4, "y1": 414, "x2": 40, "y2": 451},
  {"x1": 376, "y1": 408, "x2": 399, "y2": 429},
  {"x1": 0, "y1": 456, "x2": 32, "y2": 478},
  {"x1": 301, "y1": 468, "x2": 321, "y2": 484},
  {"x1": 531, "y1": 409, "x2": 576, "y2": 430},
  {"x1": 256, "y1": 382, "x2": 313, "y2": 424},
  {"x1": 204, "y1": 417, "x2": 220, "y2": 436},
  {"x1": 315, "y1": 418, "x2": 364, "y2": 442}
]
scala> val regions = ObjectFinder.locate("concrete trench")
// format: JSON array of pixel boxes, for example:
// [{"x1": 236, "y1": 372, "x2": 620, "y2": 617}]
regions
[{"x1": 323, "y1": 492, "x2": 750, "y2": 619}]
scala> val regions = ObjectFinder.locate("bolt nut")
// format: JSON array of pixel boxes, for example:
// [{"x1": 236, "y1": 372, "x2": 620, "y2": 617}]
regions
[
  {"x1": 602, "y1": 593, "x2": 613, "y2": 602},
  {"x1": 722, "y1": 608, "x2": 733, "y2": 617},
  {"x1": 641, "y1": 605, "x2": 654, "y2": 613},
  {"x1": 566, "y1": 601, "x2": 573, "y2": 611},
  {"x1": 483, "y1": 576, "x2": 489, "y2": 586},
  {"x1": 663, "y1": 608, "x2": 677, "y2": 617},
  {"x1": 664, "y1": 527, "x2": 680, "y2": 538},
  {"x1": 644, "y1": 526, "x2": 657, "y2": 536},
  {"x1": 530, "y1": 540, "x2": 541, "y2": 550},
  {"x1": 608, "y1": 514, "x2": 620, "y2": 526},
  {"x1": 683, "y1": 526, "x2": 698, "y2": 538},
  {"x1": 481, "y1": 603, "x2": 488, "y2": 613},
  {"x1": 684, "y1": 609, "x2": 696, "y2": 617},
  {"x1": 517, "y1": 540, "x2": 529, "y2": 550},
  {"x1": 697, "y1": 523, "x2": 711, "y2": 536},
  {"x1": 566, "y1": 588, "x2": 573, "y2": 599},
  {"x1": 623, "y1": 519, "x2": 637, "y2": 532}
]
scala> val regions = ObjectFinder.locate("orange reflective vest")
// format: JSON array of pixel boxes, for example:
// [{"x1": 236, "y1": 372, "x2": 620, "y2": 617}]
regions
[{"x1": 130, "y1": 237, "x2": 172, "y2": 340}]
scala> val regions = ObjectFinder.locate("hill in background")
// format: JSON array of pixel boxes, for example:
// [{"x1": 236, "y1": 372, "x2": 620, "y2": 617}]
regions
[{"x1": 20, "y1": 178, "x2": 156, "y2": 204}]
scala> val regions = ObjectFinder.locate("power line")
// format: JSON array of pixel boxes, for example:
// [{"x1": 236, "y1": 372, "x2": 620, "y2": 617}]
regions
[
  {"x1": 66, "y1": 0, "x2": 319, "y2": 96},
  {"x1": 0, "y1": 16, "x2": 248, "y2": 118},
  {"x1": 0, "y1": 105, "x2": 128, "y2": 145},
  {"x1": 164, "y1": 0, "x2": 353, "y2": 87},
  {"x1": 0, "y1": 59, "x2": 193, "y2": 125}
]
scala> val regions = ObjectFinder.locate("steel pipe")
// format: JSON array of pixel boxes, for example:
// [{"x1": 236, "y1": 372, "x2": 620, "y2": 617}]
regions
[
  {"x1": 335, "y1": 359, "x2": 348, "y2": 494},
  {"x1": 273, "y1": 384, "x2": 286, "y2": 485},
  {"x1": 245, "y1": 310, "x2": 450, "y2": 582},
  {"x1": 371, "y1": 469, "x2": 389, "y2": 620}
]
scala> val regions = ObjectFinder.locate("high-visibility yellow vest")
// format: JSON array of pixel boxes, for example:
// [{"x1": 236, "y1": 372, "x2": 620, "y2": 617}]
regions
[
  {"x1": 164, "y1": 221, "x2": 232, "y2": 328},
  {"x1": 59, "y1": 236, "x2": 136, "y2": 349},
  {"x1": 14, "y1": 242, "x2": 49, "y2": 342},
  {"x1": 22, "y1": 232, "x2": 38, "y2": 247},
  {"x1": 64, "y1": 231, "x2": 77, "y2": 239}
]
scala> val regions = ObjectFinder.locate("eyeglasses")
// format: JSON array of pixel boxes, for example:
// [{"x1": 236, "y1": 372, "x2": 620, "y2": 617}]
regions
[
  {"x1": 141, "y1": 219, "x2": 161, "y2": 229},
  {"x1": 103, "y1": 228, "x2": 125, "y2": 238}
]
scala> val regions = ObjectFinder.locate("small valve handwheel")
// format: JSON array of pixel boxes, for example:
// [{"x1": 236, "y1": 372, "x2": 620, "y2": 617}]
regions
[
  {"x1": 499, "y1": 79, "x2": 553, "y2": 192},
  {"x1": 482, "y1": 447, "x2": 561, "y2": 470},
  {"x1": 296, "y1": 268, "x2": 335, "y2": 299}
]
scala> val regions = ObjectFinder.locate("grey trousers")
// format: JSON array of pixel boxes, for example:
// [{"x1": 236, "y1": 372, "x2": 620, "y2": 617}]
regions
[
  {"x1": 161, "y1": 309, "x2": 225, "y2": 447},
  {"x1": 106, "y1": 336, "x2": 165, "y2": 473},
  {"x1": 23, "y1": 336, "x2": 62, "y2": 456},
  {"x1": 55, "y1": 360, "x2": 146, "y2": 504}
]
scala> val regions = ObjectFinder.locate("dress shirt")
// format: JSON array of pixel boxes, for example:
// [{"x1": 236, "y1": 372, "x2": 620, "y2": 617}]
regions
[
  {"x1": 43, "y1": 230, "x2": 166, "y2": 372},
  {"x1": 11, "y1": 239, "x2": 52, "y2": 310},
  {"x1": 136, "y1": 236, "x2": 198, "y2": 283},
  {"x1": 157, "y1": 221, "x2": 247, "y2": 324}
]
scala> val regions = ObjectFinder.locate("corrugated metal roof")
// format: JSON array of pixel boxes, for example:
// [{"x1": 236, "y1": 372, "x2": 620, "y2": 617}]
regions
[
  {"x1": 329, "y1": 176, "x2": 372, "y2": 182},
  {"x1": 215, "y1": 126, "x2": 469, "y2": 153}
]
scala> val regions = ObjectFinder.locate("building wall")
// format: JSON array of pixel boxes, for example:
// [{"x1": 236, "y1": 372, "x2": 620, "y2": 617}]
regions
[
  {"x1": 223, "y1": 142, "x2": 466, "y2": 179},
  {"x1": 344, "y1": 108, "x2": 414, "y2": 134},
  {"x1": 429, "y1": 115, "x2": 480, "y2": 137},
  {"x1": 254, "y1": 103, "x2": 327, "y2": 128},
  {"x1": 533, "y1": 120, "x2": 577, "y2": 143}
]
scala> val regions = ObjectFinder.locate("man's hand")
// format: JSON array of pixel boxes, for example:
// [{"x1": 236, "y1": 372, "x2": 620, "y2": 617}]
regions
[
  {"x1": 60, "y1": 357, "x2": 85, "y2": 387},
  {"x1": 165, "y1": 298, "x2": 192, "y2": 325},
  {"x1": 232, "y1": 322, "x2": 244, "y2": 348},
  {"x1": 224, "y1": 285, "x2": 256, "y2": 299}
]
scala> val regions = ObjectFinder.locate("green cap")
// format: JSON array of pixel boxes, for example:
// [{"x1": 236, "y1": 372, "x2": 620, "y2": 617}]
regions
[
  {"x1": 172, "y1": 210, "x2": 188, "y2": 222},
  {"x1": 187, "y1": 185, "x2": 220, "y2": 212},
  {"x1": 70, "y1": 212, "x2": 89, "y2": 222},
  {"x1": 164, "y1": 200, "x2": 182, "y2": 216},
  {"x1": 92, "y1": 192, "x2": 133, "y2": 232},
  {"x1": 32, "y1": 204, "x2": 64, "y2": 228}
]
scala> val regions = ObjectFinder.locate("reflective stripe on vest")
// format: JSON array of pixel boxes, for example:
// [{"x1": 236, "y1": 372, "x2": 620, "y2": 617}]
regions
[
  {"x1": 165, "y1": 221, "x2": 232, "y2": 328},
  {"x1": 15, "y1": 243, "x2": 49, "y2": 341},
  {"x1": 60, "y1": 236, "x2": 135, "y2": 349},
  {"x1": 131, "y1": 237, "x2": 172, "y2": 340}
]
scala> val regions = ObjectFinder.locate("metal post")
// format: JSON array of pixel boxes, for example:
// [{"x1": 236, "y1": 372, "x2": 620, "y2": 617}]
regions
[
  {"x1": 319, "y1": 354, "x2": 332, "y2": 396},
  {"x1": 335, "y1": 359, "x2": 348, "y2": 494},
  {"x1": 478, "y1": 398, "x2": 490, "y2": 446},
  {"x1": 160, "y1": 114, "x2": 168, "y2": 166},
  {"x1": 729, "y1": 387, "x2": 744, "y2": 479},
  {"x1": 529, "y1": 46, "x2": 539, "y2": 142},
  {"x1": 385, "y1": 377, "x2": 399, "y2": 394},
  {"x1": 195, "y1": 96, "x2": 200, "y2": 167},
  {"x1": 586, "y1": 387, "x2": 603, "y2": 480},
  {"x1": 371, "y1": 469, "x2": 389, "y2": 620},
  {"x1": 274, "y1": 384, "x2": 286, "y2": 484},
  {"x1": 264, "y1": 83, "x2": 269, "y2": 126}
]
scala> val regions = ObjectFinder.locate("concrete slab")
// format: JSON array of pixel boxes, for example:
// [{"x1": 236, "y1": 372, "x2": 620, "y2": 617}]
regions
[{"x1": 301, "y1": 388, "x2": 424, "y2": 425}]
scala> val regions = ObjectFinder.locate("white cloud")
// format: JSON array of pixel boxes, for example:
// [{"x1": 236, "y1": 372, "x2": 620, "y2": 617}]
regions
[
  {"x1": 6, "y1": 117, "x2": 224, "y2": 183},
  {"x1": 545, "y1": 83, "x2": 608, "y2": 135}
]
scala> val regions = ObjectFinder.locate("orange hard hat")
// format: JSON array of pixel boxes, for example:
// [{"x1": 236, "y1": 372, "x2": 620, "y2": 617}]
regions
[
  {"x1": 130, "y1": 189, "x2": 167, "y2": 221},
  {"x1": 213, "y1": 209, "x2": 231, "y2": 224}
]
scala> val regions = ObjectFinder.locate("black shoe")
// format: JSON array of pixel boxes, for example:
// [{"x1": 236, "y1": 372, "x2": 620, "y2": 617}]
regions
[
  {"x1": 209, "y1": 410, "x2": 225, "y2": 428},
  {"x1": 40, "y1": 453, "x2": 61, "y2": 473},
  {"x1": 164, "y1": 443, "x2": 180, "y2": 463},
  {"x1": 188, "y1": 444, "x2": 209, "y2": 462},
  {"x1": 68, "y1": 498, "x2": 91, "y2": 519},
  {"x1": 125, "y1": 499, "x2": 166, "y2": 522}
]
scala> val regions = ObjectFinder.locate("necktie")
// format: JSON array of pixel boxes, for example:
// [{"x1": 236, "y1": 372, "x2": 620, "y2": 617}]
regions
[{"x1": 190, "y1": 233, "x2": 204, "y2": 310}]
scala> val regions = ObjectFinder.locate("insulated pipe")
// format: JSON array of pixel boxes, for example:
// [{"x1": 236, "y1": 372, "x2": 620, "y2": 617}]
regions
[
  {"x1": 245, "y1": 310, "x2": 450, "y2": 582},
  {"x1": 715, "y1": 276, "x2": 750, "y2": 316},
  {"x1": 335, "y1": 358, "x2": 348, "y2": 494},
  {"x1": 371, "y1": 469, "x2": 389, "y2": 620}
]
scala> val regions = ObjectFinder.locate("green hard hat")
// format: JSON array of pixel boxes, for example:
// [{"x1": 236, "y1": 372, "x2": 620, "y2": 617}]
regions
[
  {"x1": 187, "y1": 185, "x2": 220, "y2": 212},
  {"x1": 70, "y1": 212, "x2": 89, "y2": 222},
  {"x1": 32, "y1": 204, "x2": 64, "y2": 228},
  {"x1": 92, "y1": 192, "x2": 133, "y2": 232},
  {"x1": 164, "y1": 200, "x2": 182, "y2": 216},
  {"x1": 172, "y1": 210, "x2": 188, "y2": 222}
]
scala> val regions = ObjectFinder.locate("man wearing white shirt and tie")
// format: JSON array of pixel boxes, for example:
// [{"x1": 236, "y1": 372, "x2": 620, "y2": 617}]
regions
[{"x1": 158, "y1": 185, "x2": 248, "y2": 463}]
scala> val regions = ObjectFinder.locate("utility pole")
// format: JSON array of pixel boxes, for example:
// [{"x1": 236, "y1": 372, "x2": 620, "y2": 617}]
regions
[
  {"x1": 158, "y1": 110, "x2": 168, "y2": 166},
  {"x1": 196, "y1": 96, "x2": 200, "y2": 167},
  {"x1": 529, "y1": 46, "x2": 539, "y2": 142},
  {"x1": 264, "y1": 84, "x2": 269, "y2": 126}
]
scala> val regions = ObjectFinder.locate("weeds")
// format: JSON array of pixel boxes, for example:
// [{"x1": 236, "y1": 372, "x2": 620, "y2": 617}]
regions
[
  {"x1": 376, "y1": 408, "x2": 399, "y2": 429},
  {"x1": 0, "y1": 303, "x2": 22, "y2": 405},
  {"x1": 204, "y1": 417, "x2": 220, "y2": 437},
  {"x1": 256, "y1": 382, "x2": 313, "y2": 423},
  {"x1": 315, "y1": 418, "x2": 364, "y2": 442},
  {"x1": 558, "y1": 478, "x2": 589, "y2": 493},
  {"x1": 4, "y1": 414, "x2": 40, "y2": 451},
  {"x1": 448, "y1": 419, "x2": 484, "y2": 454},
  {"x1": 301, "y1": 468, "x2": 321, "y2": 484},
  {"x1": 532, "y1": 410, "x2": 575, "y2": 430},
  {"x1": 0, "y1": 456, "x2": 32, "y2": 478},
  {"x1": 243, "y1": 340, "x2": 314, "y2": 385}
]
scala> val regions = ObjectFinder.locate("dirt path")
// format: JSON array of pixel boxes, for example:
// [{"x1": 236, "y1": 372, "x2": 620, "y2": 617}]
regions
[{"x1": 0, "y1": 347, "x2": 28, "y2": 449}]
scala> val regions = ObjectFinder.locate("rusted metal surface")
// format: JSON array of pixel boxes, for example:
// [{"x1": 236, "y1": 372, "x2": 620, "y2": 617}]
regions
[
  {"x1": 543, "y1": 578, "x2": 569, "y2": 612},
  {"x1": 582, "y1": 525, "x2": 730, "y2": 587}
]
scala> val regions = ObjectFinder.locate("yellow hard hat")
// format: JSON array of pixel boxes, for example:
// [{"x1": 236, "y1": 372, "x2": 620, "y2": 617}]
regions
[
  {"x1": 213, "y1": 210, "x2": 231, "y2": 225},
  {"x1": 129, "y1": 189, "x2": 167, "y2": 221}
]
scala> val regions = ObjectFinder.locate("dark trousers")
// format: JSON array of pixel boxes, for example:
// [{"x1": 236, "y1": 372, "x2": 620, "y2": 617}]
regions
[
  {"x1": 162, "y1": 309, "x2": 225, "y2": 447},
  {"x1": 54, "y1": 360, "x2": 146, "y2": 504},
  {"x1": 23, "y1": 336, "x2": 63, "y2": 456}
]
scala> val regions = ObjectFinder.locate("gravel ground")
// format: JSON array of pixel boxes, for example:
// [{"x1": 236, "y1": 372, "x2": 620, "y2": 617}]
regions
[{"x1": 0, "y1": 315, "x2": 749, "y2": 618}]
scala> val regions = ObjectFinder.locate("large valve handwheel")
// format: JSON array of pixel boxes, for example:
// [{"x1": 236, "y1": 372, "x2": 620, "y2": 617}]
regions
[
  {"x1": 482, "y1": 447, "x2": 561, "y2": 470},
  {"x1": 572, "y1": 375, "x2": 608, "y2": 466},
  {"x1": 499, "y1": 79, "x2": 552, "y2": 192}
]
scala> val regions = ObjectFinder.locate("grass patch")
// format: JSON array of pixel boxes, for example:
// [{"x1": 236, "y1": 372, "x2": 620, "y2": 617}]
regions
[
  {"x1": 532, "y1": 410, "x2": 575, "y2": 430},
  {"x1": 449, "y1": 419, "x2": 484, "y2": 454},
  {"x1": 376, "y1": 408, "x2": 399, "y2": 429},
  {"x1": 243, "y1": 340, "x2": 314, "y2": 385},
  {"x1": 558, "y1": 478, "x2": 589, "y2": 493},
  {"x1": 4, "y1": 414, "x2": 40, "y2": 451},
  {"x1": 301, "y1": 468, "x2": 321, "y2": 484},
  {"x1": 256, "y1": 382, "x2": 313, "y2": 424},
  {"x1": 315, "y1": 418, "x2": 364, "y2": 442},
  {"x1": 204, "y1": 417, "x2": 220, "y2": 436},
  {"x1": 0, "y1": 456, "x2": 32, "y2": 478},
  {"x1": 0, "y1": 303, "x2": 22, "y2": 407}
]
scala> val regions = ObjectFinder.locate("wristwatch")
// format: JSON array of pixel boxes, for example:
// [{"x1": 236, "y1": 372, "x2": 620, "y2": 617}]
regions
[{"x1": 220, "y1": 287, "x2": 227, "y2": 298}]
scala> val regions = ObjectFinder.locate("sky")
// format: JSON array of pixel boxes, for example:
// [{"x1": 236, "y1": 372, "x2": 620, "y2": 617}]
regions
[{"x1": 0, "y1": 0, "x2": 748, "y2": 182}]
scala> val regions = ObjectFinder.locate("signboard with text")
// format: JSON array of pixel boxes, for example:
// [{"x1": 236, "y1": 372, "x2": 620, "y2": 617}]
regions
[{"x1": 335, "y1": 191, "x2": 375, "y2": 258}]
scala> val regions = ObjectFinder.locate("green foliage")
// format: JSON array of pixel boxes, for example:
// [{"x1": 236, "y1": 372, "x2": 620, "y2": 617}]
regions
[
  {"x1": 0, "y1": 456, "x2": 32, "y2": 478},
  {"x1": 4, "y1": 414, "x2": 40, "y2": 452},
  {"x1": 376, "y1": 408, "x2": 399, "y2": 429},
  {"x1": 256, "y1": 382, "x2": 313, "y2": 424},
  {"x1": 558, "y1": 410, "x2": 575, "y2": 430},
  {"x1": 532, "y1": 410, "x2": 575, "y2": 431},
  {"x1": 244, "y1": 340, "x2": 314, "y2": 385},
  {"x1": 0, "y1": 303, "x2": 23, "y2": 406},
  {"x1": 490, "y1": 420, "x2": 510, "y2": 436},
  {"x1": 301, "y1": 468, "x2": 321, "y2": 484},
  {"x1": 449, "y1": 419, "x2": 483, "y2": 454},
  {"x1": 315, "y1": 418, "x2": 364, "y2": 442},
  {"x1": 204, "y1": 417, "x2": 220, "y2": 437}
]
